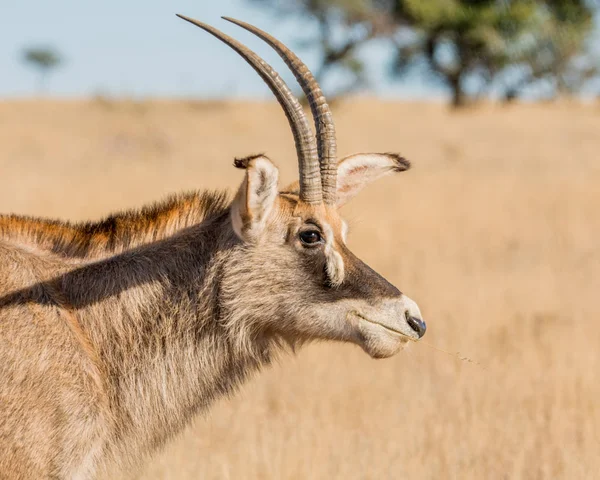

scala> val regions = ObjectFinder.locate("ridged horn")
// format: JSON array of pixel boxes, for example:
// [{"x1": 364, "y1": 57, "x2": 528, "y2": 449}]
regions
[
  {"x1": 176, "y1": 14, "x2": 323, "y2": 204},
  {"x1": 223, "y1": 16, "x2": 338, "y2": 205}
]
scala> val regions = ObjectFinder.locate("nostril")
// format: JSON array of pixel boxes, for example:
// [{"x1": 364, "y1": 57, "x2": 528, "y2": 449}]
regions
[{"x1": 406, "y1": 315, "x2": 426, "y2": 338}]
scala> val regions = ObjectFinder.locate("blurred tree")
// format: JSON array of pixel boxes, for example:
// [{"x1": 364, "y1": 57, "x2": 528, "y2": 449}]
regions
[
  {"x1": 391, "y1": 0, "x2": 541, "y2": 106},
  {"x1": 22, "y1": 47, "x2": 62, "y2": 95},
  {"x1": 249, "y1": 0, "x2": 396, "y2": 97},
  {"x1": 250, "y1": 0, "x2": 596, "y2": 107},
  {"x1": 392, "y1": 0, "x2": 596, "y2": 106}
]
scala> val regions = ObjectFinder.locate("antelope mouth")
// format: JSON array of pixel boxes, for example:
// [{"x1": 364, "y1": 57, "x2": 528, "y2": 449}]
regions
[{"x1": 352, "y1": 312, "x2": 415, "y2": 341}]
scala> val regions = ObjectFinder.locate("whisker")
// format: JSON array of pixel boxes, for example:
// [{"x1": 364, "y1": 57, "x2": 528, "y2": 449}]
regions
[{"x1": 419, "y1": 340, "x2": 486, "y2": 369}]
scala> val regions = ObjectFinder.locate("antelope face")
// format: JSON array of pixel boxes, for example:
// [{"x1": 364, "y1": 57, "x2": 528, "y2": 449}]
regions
[
  {"x1": 179, "y1": 15, "x2": 426, "y2": 357},
  {"x1": 290, "y1": 199, "x2": 425, "y2": 358},
  {"x1": 228, "y1": 153, "x2": 425, "y2": 358}
]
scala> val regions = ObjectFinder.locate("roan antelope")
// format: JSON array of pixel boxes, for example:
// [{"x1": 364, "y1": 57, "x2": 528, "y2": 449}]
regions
[{"x1": 0, "y1": 15, "x2": 426, "y2": 479}]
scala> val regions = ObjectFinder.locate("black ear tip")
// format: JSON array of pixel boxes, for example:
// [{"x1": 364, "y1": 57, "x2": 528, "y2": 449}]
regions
[
  {"x1": 385, "y1": 153, "x2": 411, "y2": 171},
  {"x1": 233, "y1": 153, "x2": 268, "y2": 169},
  {"x1": 233, "y1": 158, "x2": 250, "y2": 169}
]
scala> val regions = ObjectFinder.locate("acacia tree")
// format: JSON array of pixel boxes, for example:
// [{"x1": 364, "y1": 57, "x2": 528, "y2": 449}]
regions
[
  {"x1": 22, "y1": 47, "x2": 62, "y2": 95},
  {"x1": 522, "y1": 0, "x2": 599, "y2": 100},
  {"x1": 391, "y1": 0, "x2": 595, "y2": 106},
  {"x1": 250, "y1": 0, "x2": 596, "y2": 107},
  {"x1": 391, "y1": 1, "x2": 539, "y2": 106}
]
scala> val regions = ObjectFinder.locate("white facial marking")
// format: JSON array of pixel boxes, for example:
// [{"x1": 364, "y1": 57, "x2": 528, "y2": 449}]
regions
[
  {"x1": 322, "y1": 222, "x2": 345, "y2": 287},
  {"x1": 341, "y1": 220, "x2": 349, "y2": 244}
]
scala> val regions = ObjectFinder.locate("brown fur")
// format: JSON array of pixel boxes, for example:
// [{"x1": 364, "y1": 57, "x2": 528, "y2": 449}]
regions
[
  {"x1": 0, "y1": 155, "x2": 421, "y2": 479},
  {"x1": 1, "y1": 196, "x2": 254, "y2": 478},
  {"x1": 0, "y1": 191, "x2": 228, "y2": 259}
]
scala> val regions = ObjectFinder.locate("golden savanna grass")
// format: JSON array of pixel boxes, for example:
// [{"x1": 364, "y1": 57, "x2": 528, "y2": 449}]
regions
[{"x1": 1, "y1": 99, "x2": 599, "y2": 479}]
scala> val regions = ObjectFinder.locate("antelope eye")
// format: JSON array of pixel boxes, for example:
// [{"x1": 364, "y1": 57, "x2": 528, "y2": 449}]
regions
[{"x1": 299, "y1": 230, "x2": 323, "y2": 246}]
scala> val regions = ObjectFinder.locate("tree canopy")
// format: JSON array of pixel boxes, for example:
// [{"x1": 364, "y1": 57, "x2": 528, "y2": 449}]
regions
[
  {"x1": 249, "y1": 0, "x2": 597, "y2": 106},
  {"x1": 22, "y1": 47, "x2": 62, "y2": 94}
]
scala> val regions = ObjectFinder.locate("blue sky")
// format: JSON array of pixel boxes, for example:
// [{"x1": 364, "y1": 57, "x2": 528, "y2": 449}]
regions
[
  {"x1": 1, "y1": 1, "x2": 598, "y2": 100},
  {"x1": 0, "y1": 0, "x2": 442, "y2": 99}
]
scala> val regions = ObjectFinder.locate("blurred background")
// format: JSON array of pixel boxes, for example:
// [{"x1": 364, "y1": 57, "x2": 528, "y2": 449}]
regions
[
  {"x1": 3, "y1": 0, "x2": 600, "y2": 103},
  {"x1": 1, "y1": 1, "x2": 600, "y2": 479}
]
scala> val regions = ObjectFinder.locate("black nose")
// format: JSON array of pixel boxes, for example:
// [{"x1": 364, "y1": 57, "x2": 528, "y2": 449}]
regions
[{"x1": 407, "y1": 316, "x2": 426, "y2": 338}]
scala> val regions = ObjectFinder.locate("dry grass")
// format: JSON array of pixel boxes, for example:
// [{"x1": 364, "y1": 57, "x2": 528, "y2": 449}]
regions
[{"x1": 1, "y1": 99, "x2": 599, "y2": 479}]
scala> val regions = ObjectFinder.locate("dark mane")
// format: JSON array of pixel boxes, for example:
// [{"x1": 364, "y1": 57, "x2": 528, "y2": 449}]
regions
[{"x1": 0, "y1": 190, "x2": 230, "y2": 258}]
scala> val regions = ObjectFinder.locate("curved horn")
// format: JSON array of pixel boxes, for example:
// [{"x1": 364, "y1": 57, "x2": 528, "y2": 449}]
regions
[
  {"x1": 223, "y1": 16, "x2": 338, "y2": 205},
  {"x1": 177, "y1": 14, "x2": 323, "y2": 204}
]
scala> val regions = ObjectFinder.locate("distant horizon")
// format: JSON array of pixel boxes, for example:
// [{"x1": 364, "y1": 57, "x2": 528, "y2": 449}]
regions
[
  {"x1": 1, "y1": 0, "x2": 442, "y2": 100},
  {"x1": 2, "y1": 1, "x2": 598, "y2": 101},
  {"x1": 4, "y1": 95, "x2": 598, "y2": 106}
]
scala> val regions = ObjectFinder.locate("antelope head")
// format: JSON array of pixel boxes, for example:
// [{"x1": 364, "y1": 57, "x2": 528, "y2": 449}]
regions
[{"x1": 179, "y1": 15, "x2": 426, "y2": 358}]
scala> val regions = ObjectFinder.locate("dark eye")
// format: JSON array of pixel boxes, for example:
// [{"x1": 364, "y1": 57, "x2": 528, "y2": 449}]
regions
[{"x1": 299, "y1": 230, "x2": 322, "y2": 246}]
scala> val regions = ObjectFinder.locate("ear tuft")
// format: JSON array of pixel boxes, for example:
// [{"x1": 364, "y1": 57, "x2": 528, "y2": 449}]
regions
[
  {"x1": 234, "y1": 154, "x2": 267, "y2": 170},
  {"x1": 385, "y1": 153, "x2": 411, "y2": 172}
]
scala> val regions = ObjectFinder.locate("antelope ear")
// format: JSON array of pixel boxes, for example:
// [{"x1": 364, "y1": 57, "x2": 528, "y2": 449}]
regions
[
  {"x1": 231, "y1": 155, "x2": 279, "y2": 242},
  {"x1": 279, "y1": 153, "x2": 410, "y2": 205},
  {"x1": 336, "y1": 153, "x2": 410, "y2": 207}
]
